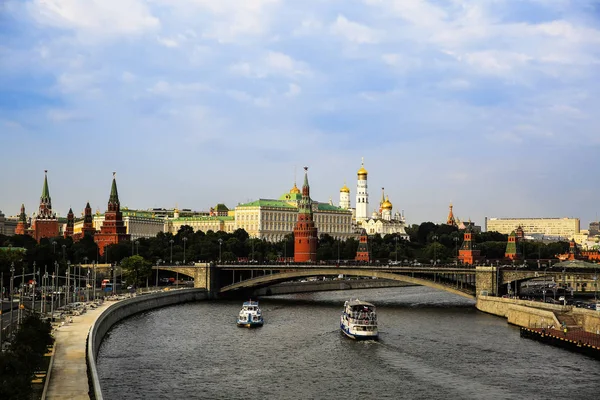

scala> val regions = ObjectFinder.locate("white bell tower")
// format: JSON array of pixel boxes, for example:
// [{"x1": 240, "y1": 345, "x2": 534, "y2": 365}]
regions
[{"x1": 355, "y1": 158, "x2": 369, "y2": 222}]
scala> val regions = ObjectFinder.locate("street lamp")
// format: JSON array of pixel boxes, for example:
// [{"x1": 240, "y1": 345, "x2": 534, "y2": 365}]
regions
[
  {"x1": 218, "y1": 238, "x2": 223, "y2": 263},
  {"x1": 10, "y1": 264, "x2": 15, "y2": 333},
  {"x1": 86, "y1": 270, "x2": 90, "y2": 302},
  {"x1": 62, "y1": 244, "x2": 66, "y2": 261},
  {"x1": 453, "y1": 237, "x2": 459, "y2": 264},
  {"x1": 394, "y1": 236, "x2": 399, "y2": 264},
  {"x1": 169, "y1": 239, "x2": 174, "y2": 264},
  {"x1": 66, "y1": 261, "x2": 71, "y2": 307},
  {"x1": 18, "y1": 265, "x2": 25, "y2": 325},
  {"x1": 432, "y1": 235, "x2": 438, "y2": 265},
  {"x1": 155, "y1": 259, "x2": 162, "y2": 291},
  {"x1": 183, "y1": 237, "x2": 188, "y2": 265},
  {"x1": 50, "y1": 272, "x2": 56, "y2": 319}
]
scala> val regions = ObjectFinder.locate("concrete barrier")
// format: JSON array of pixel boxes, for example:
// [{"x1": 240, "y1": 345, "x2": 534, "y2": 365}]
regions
[{"x1": 87, "y1": 289, "x2": 208, "y2": 400}]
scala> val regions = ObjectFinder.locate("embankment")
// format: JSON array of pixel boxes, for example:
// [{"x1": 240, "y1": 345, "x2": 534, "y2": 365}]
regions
[
  {"x1": 87, "y1": 289, "x2": 207, "y2": 400},
  {"x1": 476, "y1": 296, "x2": 600, "y2": 333}
]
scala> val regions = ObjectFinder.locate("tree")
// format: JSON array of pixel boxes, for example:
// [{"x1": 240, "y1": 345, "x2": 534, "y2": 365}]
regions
[{"x1": 120, "y1": 255, "x2": 152, "y2": 287}]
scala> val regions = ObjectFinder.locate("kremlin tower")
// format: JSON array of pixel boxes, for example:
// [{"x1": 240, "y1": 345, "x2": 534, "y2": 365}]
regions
[
  {"x1": 458, "y1": 222, "x2": 482, "y2": 265},
  {"x1": 64, "y1": 208, "x2": 74, "y2": 238},
  {"x1": 293, "y1": 167, "x2": 318, "y2": 263},
  {"x1": 355, "y1": 229, "x2": 370, "y2": 262},
  {"x1": 94, "y1": 173, "x2": 130, "y2": 255},
  {"x1": 31, "y1": 170, "x2": 59, "y2": 241},
  {"x1": 355, "y1": 158, "x2": 369, "y2": 222},
  {"x1": 15, "y1": 204, "x2": 30, "y2": 235}
]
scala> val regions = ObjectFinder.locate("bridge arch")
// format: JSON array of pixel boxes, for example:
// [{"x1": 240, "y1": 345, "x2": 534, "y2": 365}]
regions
[{"x1": 220, "y1": 268, "x2": 475, "y2": 300}]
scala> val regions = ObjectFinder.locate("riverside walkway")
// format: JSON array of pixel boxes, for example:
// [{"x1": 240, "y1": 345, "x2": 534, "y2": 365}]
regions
[{"x1": 45, "y1": 301, "x2": 112, "y2": 400}]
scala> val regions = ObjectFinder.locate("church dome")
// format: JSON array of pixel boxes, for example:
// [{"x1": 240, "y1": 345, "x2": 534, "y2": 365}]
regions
[
  {"x1": 290, "y1": 183, "x2": 301, "y2": 194},
  {"x1": 340, "y1": 183, "x2": 350, "y2": 193},
  {"x1": 382, "y1": 196, "x2": 393, "y2": 210},
  {"x1": 357, "y1": 164, "x2": 368, "y2": 178}
]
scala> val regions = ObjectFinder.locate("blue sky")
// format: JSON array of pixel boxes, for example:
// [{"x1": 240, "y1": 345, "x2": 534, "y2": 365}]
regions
[{"x1": 1, "y1": 0, "x2": 599, "y2": 228}]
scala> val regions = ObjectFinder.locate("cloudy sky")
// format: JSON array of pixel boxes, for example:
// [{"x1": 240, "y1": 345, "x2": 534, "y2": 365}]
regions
[{"x1": 1, "y1": 0, "x2": 599, "y2": 228}]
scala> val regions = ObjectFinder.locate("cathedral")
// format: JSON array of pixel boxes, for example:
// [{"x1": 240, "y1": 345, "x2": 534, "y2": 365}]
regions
[{"x1": 339, "y1": 159, "x2": 409, "y2": 239}]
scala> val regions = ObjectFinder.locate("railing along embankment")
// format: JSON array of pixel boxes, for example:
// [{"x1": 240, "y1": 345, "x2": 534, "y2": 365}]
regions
[{"x1": 86, "y1": 289, "x2": 208, "y2": 400}]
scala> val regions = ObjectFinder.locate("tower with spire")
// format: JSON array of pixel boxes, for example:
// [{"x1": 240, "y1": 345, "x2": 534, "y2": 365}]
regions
[
  {"x1": 94, "y1": 173, "x2": 131, "y2": 256},
  {"x1": 31, "y1": 170, "x2": 59, "y2": 241},
  {"x1": 15, "y1": 204, "x2": 30, "y2": 235},
  {"x1": 73, "y1": 202, "x2": 97, "y2": 241},
  {"x1": 64, "y1": 208, "x2": 74, "y2": 238},
  {"x1": 355, "y1": 158, "x2": 369, "y2": 222},
  {"x1": 446, "y1": 203, "x2": 457, "y2": 226},
  {"x1": 458, "y1": 222, "x2": 482, "y2": 265},
  {"x1": 293, "y1": 167, "x2": 318, "y2": 262}
]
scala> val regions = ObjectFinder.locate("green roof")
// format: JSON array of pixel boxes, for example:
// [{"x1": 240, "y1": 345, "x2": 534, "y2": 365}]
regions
[
  {"x1": 317, "y1": 203, "x2": 348, "y2": 212},
  {"x1": 0, "y1": 247, "x2": 26, "y2": 252},
  {"x1": 41, "y1": 172, "x2": 50, "y2": 200},
  {"x1": 237, "y1": 199, "x2": 297, "y2": 209},
  {"x1": 278, "y1": 192, "x2": 302, "y2": 201},
  {"x1": 214, "y1": 203, "x2": 229, "y2": 211},
  {"x1": 173, "y1": 215, "x2": 234, "y2": 222}
]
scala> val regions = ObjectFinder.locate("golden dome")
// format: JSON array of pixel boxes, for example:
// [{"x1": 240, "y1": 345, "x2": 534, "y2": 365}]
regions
[
  {"x1": 340, "y1": 183, "x2": 350, "y2": 193},
  {"x1": 382, "y1": 195, "x2": 392, "y2": 210},
  {"x1": 290, "y1": 182, "x2": 301, "y2": 194},
  {"x1": 357, "y1": 165, "x2": 368, "y2": 177}
]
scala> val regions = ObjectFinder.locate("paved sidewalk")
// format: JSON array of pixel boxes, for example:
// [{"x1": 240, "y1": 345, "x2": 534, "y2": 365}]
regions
[{"x1": 45, "y1": 302, "x2": 111, "y2": 400}]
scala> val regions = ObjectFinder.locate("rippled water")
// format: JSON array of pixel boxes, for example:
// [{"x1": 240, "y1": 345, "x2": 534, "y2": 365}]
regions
[{"x1": 97, "y1": 287, "x2": 599, "y2": 399}]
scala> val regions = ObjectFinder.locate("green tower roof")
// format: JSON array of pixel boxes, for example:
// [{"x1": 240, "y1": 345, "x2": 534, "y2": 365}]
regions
[
  {"x1": 41, "y1": 170, "x2": 50, "y2": 200},
  {"x1": 109, "y1": 172, "x2": 120, "y2": 205}
]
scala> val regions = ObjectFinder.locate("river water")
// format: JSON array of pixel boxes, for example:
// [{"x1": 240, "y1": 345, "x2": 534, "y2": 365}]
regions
[{"x1": 97, "y1": 286, "x2": 599, "y2": 399}]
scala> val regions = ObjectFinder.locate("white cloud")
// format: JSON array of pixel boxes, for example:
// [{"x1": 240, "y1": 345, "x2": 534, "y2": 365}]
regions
[
  {"x1": 157, "y1": 36, "x2": 179, "y2": 48},
  {"x1": 285, "y1": 83, "x2": 301, "y2": 97},
  {"x1": 154, "y1": 0, "x2": 280, "y2": 42},
  {"x1": 330, "y1": 15, "x2": 380, "y2": 44},
  {"x1": 230, "y1": 51, "x2": 310, "y2": 78},
  {"x1": 28, "y1": 0, "x2": 160, "y2": 37}
]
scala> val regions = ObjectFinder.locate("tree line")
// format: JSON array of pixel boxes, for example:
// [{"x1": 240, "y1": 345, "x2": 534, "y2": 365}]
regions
[{"x1": 0, "y1": 223, "x2": 571, "y2": 288}]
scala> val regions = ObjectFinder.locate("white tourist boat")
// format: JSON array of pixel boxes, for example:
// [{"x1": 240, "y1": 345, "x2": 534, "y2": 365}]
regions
[
  {"x1": 340, "y1": 299, "x2": 378, "y2": 340},
  {"x1": 237, "y1": 300, "x2": 264, "y2": 328}
]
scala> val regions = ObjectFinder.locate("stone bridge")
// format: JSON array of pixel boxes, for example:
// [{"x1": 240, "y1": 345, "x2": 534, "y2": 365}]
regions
[{"x1": 153, "y1": 263, "x2": 595, "y2": 299}]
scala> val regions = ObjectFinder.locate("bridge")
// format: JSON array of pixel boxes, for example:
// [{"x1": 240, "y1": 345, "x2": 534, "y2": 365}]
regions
[{"x1": 152, "y1": 263, "x2": 598, "y2": 299}]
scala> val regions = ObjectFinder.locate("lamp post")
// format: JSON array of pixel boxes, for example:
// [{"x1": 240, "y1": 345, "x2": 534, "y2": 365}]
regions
[
  {"x1": 32, "y1": 262, "x2": 37, "y2": 316},
  {"x1": 155, "y1": 259, "x2": 161, "y2": 291},
  {"x1": 169, "y1": 239, "x2": 174, "y2": 264},
  {"x1": 218, "y1": 238, "x2": 223, "y2": 263},
  {"x1": 66, "y1": 261, "x2": 71, "y2": 307},
  {"x1": 9, "y1": 264, "x2": 15, "y2": 335},
  {"x1": 182, "y1": 237, "x2": 188, "y2": 265},
  {"x1": 394, "y1": 236, "x2": 399, "y2": 264},
  {"x1": 50, "y1": 272, "x2": 56, "y2": 319},
  {"x1": 453, "y1": 237, "x2": 459, "y2": 265},
  {"x1": 432, "y1": 235, "x2": 438, "y2": 265},
  {"x1": 135, "y1": 241, "x2": 139, "y2": 256},
  {"x1": 338, "y1": 239, "x2": 341, "y2": 264},
  {"x1": 62, "y1": 244, "x2": 66, "y2": 261},
  {"x1": 86, "y1": 270, "x2": 90, "y2": 302},
  {"x1": 42, "y1": 266, "x2": 48, "y2": 314},
  {"x1": 593, "y1": 273, "x2": 597, "y2": 303},
  {"x1": 542, "y1": 289, "x2": 547, "y2": 303},
  {"x1": 18, "y1": 265, "x2": 25, "y2": 325}
]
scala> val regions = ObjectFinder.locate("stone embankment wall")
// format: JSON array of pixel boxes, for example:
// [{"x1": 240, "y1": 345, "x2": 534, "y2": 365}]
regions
[
  {"x1": 476, "y1": 296, "x2": 600, "y2": 333},
  {"x1": 253, "y1": 279, "x2": 414, "y2": 296},
  {"x1": 87, "y1": 289, "x2": 208, "y2": 400}
]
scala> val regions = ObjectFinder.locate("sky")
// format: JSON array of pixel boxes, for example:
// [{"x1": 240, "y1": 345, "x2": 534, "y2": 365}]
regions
[{"x1": 1, "y1": 0, "x2": 600, "y2": 229}]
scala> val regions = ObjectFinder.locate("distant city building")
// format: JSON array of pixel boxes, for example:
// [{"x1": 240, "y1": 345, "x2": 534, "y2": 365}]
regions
[
  {"x1": 589, "y1": 221, "x2": 599, "y2": 236},
  {"x1": 0, "y1": 209, "x2": 16, "y2": 235},
  {"x1": 486, "y1": 217, "x2": 580, "y2": 238}
]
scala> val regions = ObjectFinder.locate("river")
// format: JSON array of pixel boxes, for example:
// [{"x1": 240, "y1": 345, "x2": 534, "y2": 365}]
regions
[{"x1": 97, "y1": 286, "x2": 599, "y2": 399}]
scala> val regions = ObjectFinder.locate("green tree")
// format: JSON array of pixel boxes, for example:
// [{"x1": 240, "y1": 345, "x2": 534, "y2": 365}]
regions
[{"x1": 120, "y1": 255, "x2": 152, "y2": 287}]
